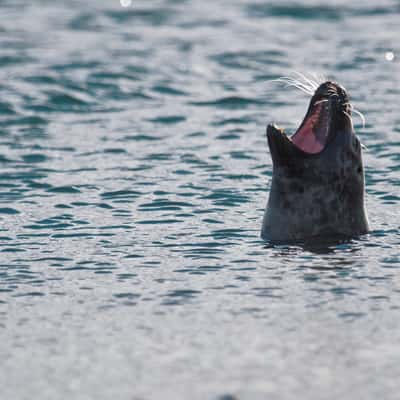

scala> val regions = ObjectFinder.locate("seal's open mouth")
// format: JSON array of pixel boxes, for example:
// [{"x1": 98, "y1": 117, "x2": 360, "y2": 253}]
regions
[
  {"x1": 268, "y1": 81, "x2": 351, "y2": 156},
  {"x1": 290, "y1": 100, "x2": 330, "y2": 153}
]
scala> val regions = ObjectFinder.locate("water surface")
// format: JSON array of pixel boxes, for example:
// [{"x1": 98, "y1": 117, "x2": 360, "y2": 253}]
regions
[{"x1": 0, "y1": 0, "x2": 400, "y2": 399}]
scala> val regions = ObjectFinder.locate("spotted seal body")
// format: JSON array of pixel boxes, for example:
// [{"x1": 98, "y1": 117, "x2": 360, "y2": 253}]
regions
[{"x1": 261, "y1": 81, "x2": 369, "y2": 242}]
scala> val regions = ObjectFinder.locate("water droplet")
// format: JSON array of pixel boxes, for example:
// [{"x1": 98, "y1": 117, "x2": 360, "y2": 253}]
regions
[
  {"x1": 385, "y1": 51, "x2": 395, "y2": 61},
  {"x1": 120, "y1": 0, "x2": 132, "y2": 7}
]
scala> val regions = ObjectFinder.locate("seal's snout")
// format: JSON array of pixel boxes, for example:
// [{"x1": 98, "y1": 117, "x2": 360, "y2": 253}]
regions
[
  {"x1": 315, "y1": 81, "x2": 348, "y2": 100},
  {"x1": 314, "y1": 81, "x2": 353, "y2": 131}
]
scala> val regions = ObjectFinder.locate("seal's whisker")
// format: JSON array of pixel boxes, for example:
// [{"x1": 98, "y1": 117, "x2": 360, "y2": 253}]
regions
[
  {"x1": 288, "y1": 75, "x2": 316, "y2": 93},
  {"x1": 272, "y1": 77, "x2": 314, "y2": 95},
  {"x1": 281, "y1": 77, "x2": 315, "y2": 94},
  {"x1": 286, "y1": 84, "x2": 314, "y2": 95},
  {"x1": 276, "y1": 76, "x2": 315, "y2": 93},
  {"x1": 285, "y1": 83, "x2": 314, "y2": 95},
  {"x1": 292, "y1": 72, "x2": 317, "y2": 90},
  {"x1": 273, "y1": 76, "x2": 305, "y2": 87},
  {"x1": 343, "y1": 103, "x2": 366, "y2": 129},
  {"x1": 293, "y1": 71, "x2": 319, "y2": 91},
  {"x1": 314, "y1": 99, "x2": 329, "y2": 106},
  {"x1": 350, "y1": 108, "x2": 366, "y2": 129}
]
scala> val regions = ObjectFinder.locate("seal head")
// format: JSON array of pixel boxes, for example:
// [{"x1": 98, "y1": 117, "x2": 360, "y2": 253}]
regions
[{"x1": 261, "y1": 81, "x2": 369, "y2": 242}]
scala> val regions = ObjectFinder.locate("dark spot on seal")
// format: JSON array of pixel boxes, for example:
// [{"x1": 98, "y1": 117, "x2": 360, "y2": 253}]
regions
[
  {"x1": 320, "y1": 208, "x2": 330, "y2": 226},
  {"x1": 289, "y1": 182, "x2": 304, "y2": 194},
  {"x1": 283, "y1": 199, "x2": 290, "y2": 210}
]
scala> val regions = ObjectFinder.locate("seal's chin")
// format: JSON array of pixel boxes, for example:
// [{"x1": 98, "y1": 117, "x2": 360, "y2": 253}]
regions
[{"x1": 290, "y1": 101, "x2": 330, "y2": 154}]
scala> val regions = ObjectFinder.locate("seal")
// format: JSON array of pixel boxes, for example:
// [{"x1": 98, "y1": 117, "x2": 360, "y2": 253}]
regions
[{"x1": 261, "y1": 80, "x2": 369, "y2": 242}]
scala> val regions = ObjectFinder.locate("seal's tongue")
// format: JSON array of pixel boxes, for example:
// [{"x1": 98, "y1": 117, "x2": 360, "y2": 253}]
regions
[{"x1": 291, "y1": 102, "x2": 330, "y2": 153}]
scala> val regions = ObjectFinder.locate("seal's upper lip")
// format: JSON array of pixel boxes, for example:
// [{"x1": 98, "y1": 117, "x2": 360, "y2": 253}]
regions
[{"x1": 268, "y1": 81, "x2": 350, "y2": 156}]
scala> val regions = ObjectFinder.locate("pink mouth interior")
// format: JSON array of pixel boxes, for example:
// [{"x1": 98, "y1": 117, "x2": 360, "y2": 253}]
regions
[{"x1": 291, "y1": 102, "x2": 330, "y2": 154}]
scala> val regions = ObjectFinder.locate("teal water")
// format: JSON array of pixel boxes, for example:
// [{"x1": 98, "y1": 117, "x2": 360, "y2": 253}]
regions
[{"x1": 0, "y1": 0, "x2": 400, "y2": 399}]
